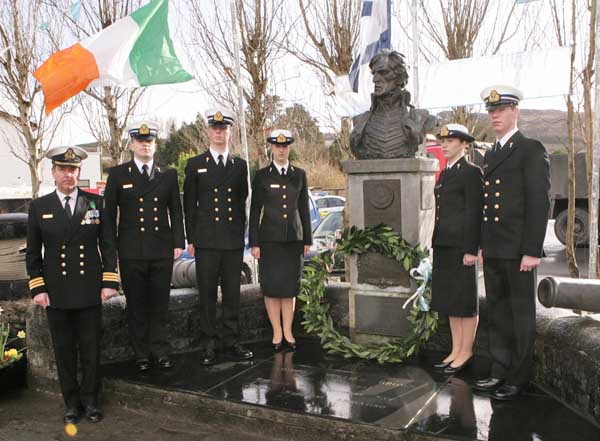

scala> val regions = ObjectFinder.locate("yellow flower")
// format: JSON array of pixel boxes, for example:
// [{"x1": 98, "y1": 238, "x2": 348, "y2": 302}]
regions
[
  {"x1": 17, "y1": 330, "x2": 25, "y2": 339},
  {"x1": 5, "y1": 348, "x2": 17, "y2": 358}
]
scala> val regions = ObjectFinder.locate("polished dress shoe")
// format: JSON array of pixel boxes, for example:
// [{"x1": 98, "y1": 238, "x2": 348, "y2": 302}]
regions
[
  {"x1": 272, "y1": 340, "x2": 284, "y2": 352},
  {"x1": 158, "y1": 357, "x2": 173, "y2": 369},
  {"x1": 433, "y1": 360, "x2": 453, "y2": 371},
  {"x1": 473, "y1": 377, "x2": 504, "y2": 392},
  {"x1": 63, "y1": 407, "x2": 81, "y2": 424},
  {"x1": 493, "y1": 384, "x2": 524, "y2": 400},
  {"x1": 442, "y1": 357, "x2": 472, "y2": 375},
  {"x1": 225, "y1": 343, "x2": 253, "y2": 359},
  {"x1": 201, "y1": 350, "x2": 216, "y2": 366},
  {"x1": 84, "y1": 405, "x2": 103, "y2": 423},
  {"x1": 136, "y1": 358, "x2": 151, "y2": 372},
  {"x1": 284, "y1": 339, "x2": 297, "y2": 351}
]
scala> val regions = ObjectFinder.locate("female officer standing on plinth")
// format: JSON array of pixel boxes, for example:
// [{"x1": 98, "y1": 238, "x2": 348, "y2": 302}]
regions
[
  {"x1": 431, "y1": 124, "x2": 483, "y2": 374},
  {"x1": 249, "y1": 129, "x2": 313, "y2": 351}
]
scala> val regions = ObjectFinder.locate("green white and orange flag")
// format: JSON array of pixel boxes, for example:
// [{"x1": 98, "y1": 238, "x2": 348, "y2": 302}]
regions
[{"x1": 34, "y1": 0, "x2": 192, "y2": 114}]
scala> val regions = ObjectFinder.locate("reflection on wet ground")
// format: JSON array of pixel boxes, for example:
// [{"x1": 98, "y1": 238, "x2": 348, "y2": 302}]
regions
[{"x1": 103, "y1": 339, "x2": 600, "y2": 440}]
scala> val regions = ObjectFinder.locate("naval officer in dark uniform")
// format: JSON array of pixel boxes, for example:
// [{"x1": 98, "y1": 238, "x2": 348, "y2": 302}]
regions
[
  {"x1": 249, "y1": 130, "x2": 313, "y2": 351},
  {"x1": 473, "y1": 85, "x2": 550, "y2": 400},
  {"x1": 103, "y1": 122, "x2": 185, "y2": 372},
  {"x1": 430, "y1": 124, "x2": 483, "y2": 375},
  {"x1": 183, "y1": 108, "x2": 253, "y2": 365},
  {"x1": 26, "y1": 146, "x2": 119, "y2": 424}
]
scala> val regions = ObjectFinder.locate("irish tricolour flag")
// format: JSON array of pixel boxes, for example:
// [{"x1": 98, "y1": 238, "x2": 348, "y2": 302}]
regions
[{"x1": 34, "y1": 0, "x2": 192, "y2": 114}]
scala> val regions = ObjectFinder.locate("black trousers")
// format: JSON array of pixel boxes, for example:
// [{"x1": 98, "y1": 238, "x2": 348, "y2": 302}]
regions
[
  {"x1": 46, "y1": 305, "x2": 102, "y2": 409},
  {"x1": 120, "y1": 259, "x2": 173, "y2": 360},
  {"x1": 194, "y1": 248, "x2": 243, "y2": 349},
  {"x1": 483, "y1": 258, "x2": 536, "y2": 386}
]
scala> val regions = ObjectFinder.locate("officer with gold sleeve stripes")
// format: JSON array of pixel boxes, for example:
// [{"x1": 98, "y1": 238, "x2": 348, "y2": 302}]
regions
[{"x1": 26, "y1": 146, "x2": 119, "y2": 424}]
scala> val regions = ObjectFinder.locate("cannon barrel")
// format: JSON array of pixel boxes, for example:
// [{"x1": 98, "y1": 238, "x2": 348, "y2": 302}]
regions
[
  {"x1": 537, "y1": 276, "x2": 600, "y2": 313},
  {"x1": 171, "y1": 259, "x2": 197, "y2": 288}
]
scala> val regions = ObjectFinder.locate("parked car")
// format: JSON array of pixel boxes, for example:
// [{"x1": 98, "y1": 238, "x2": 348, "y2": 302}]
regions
[
  {"x1": 304, "y1": 210, "x2": 345, "y2": 277},
  {"x1": 312, "y1": 193, "x2": 346, "y2": 219}
]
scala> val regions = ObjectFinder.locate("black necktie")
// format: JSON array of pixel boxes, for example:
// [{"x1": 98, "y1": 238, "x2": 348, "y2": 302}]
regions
[
  {"x1": 64, "y1": 196, "x2": 73, "y2": 220},
  {"x1": 217, "y1": 154, "x2": 225, "y2": 169},
  {"x1": 142, "y1": 164, "x2": 150, "y2": 182},
  {"x1": 493, "y1": 141, "x2": 501, "y2": 152},
  {"x1": 281, "y1": 167, "x2": 286, "y2": 176}
]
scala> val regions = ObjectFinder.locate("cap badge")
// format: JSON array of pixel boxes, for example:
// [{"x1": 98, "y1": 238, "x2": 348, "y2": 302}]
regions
[
  {"x1": 65, "y1": 148, "x2": 76, "y2": 160},
  {"x1": 276, "y1": 133, "x2": 287, "y2": 143},
  {"x1": 440, "y1": 126, "x2": 449, "y2": 137},
  {"x1": 489, "y1": 90, "x2": 500, "y2": 103},
  {"x1": 214, "y1": 111, "x2": 224, "y2": 122},
  {"x1": 139, "y1": 124, "x2": 150, "y2": 135}
]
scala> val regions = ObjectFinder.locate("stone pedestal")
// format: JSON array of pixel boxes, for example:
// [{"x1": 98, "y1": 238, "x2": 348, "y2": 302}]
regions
[{"x1": 342, "y1": 158, "x2": 437, "y2": 345}]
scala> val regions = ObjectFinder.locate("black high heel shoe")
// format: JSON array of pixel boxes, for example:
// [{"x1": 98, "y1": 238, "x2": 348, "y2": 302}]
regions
[
  {"x1": 442, "y1": 357, "x2": 472, "y2": 375},
  {"x1": 284, "y1": 338, "x2": 297, "y2": 351},
  {"x1": 272, "y1": 340, "x2": 284, "y2": 352},
  {"x1": 433, "y1": 360, "x2": 453, "y2": 371}
]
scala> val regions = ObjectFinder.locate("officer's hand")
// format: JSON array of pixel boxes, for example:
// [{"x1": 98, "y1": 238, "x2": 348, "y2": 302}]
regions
[
  {"x1": 251, "y1": 246, "x2": 260, "y2": 260},
  {"x1": 304, "y1": 245, "x2": 311, "y2": 256},
  {"x1": 174, "y1": 248, "x2": 183, "y2": 260},
  {"x1": 520, "y1": 255, "x2": 541, "y2": 272},
  {"x1": 463, "y1": 254, "x2": 478, "y2": 266},
  {"x1": 478, "y1": 249, "x2": 484, "y2": 265},
  {"x1": 101, "y1": 288, "x2": 118, "y2": 302},
  {"x1": 33, "y1": 293, "x2": 50, "y2": 309},
  {"x1": 187, "y1": 244, "x2": 195, "y2": 257}
]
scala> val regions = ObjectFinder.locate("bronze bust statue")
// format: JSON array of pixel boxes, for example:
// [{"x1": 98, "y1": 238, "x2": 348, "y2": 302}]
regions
[{"x1": 350, "y1": 50, "x2": 437, "y2": 159}]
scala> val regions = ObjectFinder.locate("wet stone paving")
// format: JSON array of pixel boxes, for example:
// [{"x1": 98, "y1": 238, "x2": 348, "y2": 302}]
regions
[{"x1": 103, "y1": 339, "x2": 600, "y2": 441}]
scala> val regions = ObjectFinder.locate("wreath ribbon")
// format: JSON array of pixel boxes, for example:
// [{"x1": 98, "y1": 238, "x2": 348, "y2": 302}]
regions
[{"x1": 403, "y1": 258, "x2": 431, "y2": 311}]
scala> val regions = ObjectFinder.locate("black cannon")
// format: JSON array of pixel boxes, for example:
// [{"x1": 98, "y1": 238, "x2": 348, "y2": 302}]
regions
[{"x1": 537, "y1": 276, "x2": 600, "y2": 313}]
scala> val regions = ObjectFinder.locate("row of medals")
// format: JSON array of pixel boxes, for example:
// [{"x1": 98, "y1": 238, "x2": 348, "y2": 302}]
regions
[{"x1": 81, "y1": 209, "x2": 101, "y2": 225}]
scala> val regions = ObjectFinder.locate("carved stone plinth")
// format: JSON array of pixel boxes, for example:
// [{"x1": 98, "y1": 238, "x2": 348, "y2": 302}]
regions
[{"x1": 342, "y1": 158, "x2": 437, "y2": 344}]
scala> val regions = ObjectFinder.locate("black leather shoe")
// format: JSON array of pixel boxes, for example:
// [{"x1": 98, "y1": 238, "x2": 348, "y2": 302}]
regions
[
  {"x1": 158, "y1": 357, "x2": 173, "y2": 369},
  {"x1": 442, "y1": 357, "x2": 472, "y2": 375},
  {"x1": 225, "y1": 343, "x2": 253, "y2": 359},
  {"x1": 473, "y1": 377, "x2": 504, "y2": 392},
  {"x1": 201, "y1": 350, "x2": 216, "y2": 365},
  {"x1": 493, "y1": 384, "x2": 524, "y2": 400},
  {"x1": 272, "y1": 340, "x2": 284, "y2": 352},
  {"x1": 136, "y1": 358, "x2": 151, "y2": 372},
  {"x1": 433, "y1": 360, "x2": 453, "y2": 371},
  {"x1": 285, "y1": 339, "x2": 297, "y2": 351},
  {"x1": 84, "y1": 405, "x2": 103, "y2": 423},
  {"x1": 63, "y1": 407, "x2": 81, "y2": 424}
]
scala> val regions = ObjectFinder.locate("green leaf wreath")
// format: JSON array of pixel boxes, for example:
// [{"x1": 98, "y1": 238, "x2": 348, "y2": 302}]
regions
[{"x1": 299, "y1": 224, "x2": 438, "y2": 364}]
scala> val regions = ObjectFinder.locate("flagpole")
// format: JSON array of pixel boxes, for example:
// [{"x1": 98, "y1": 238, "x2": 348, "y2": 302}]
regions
[
  {"x1": 411, "y1": 0, "x2": 419, "y2": 107},
  {"x1": 230, "y1": 0, "x2": 252, "y2": 217},
  {"x1": 590, "y1": 0, "x2": 600, "y2": 278}
]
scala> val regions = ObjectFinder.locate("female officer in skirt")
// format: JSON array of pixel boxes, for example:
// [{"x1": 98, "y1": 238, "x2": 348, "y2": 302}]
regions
[
  {"x1": 249, "y1": 129, "x2": 313, "y2": 351},
  {"x1": 431, "y1": 124, "x2": 483, "y2": 374}
]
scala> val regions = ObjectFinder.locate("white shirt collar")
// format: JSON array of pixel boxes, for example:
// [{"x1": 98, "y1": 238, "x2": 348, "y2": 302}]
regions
[
  {"x1": 497, "y1": 126, "x2": 519, "y2": 148},
  {"x1": 446, "y1": 154, "x2": 464, "y2": 170},
  {"x1": 273, "y1": 161, "x2": 289, "y2": 175},
  {"x1": 134, "y1": 157, "x2": 154, "y2": 174},
  {"x1": 56, "y1": 188, "x2": 78, "y2": 209},
  {"x1": 209, "y1": 147, "x2": 229, "y2": 165}
]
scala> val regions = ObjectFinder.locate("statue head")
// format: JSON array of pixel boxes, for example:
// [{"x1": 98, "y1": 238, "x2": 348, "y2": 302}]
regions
[{"x1": 369, "y1": 50, "x2": 409, "y2": 98}]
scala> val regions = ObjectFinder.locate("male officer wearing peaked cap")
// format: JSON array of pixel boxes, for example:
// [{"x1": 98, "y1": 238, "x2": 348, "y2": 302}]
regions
[
  {"x1": 183, "y1": 107, "x2": 253, "y2": 365},
  {"x1": 473, "y1": 85, "x2": 550, "y2": 400},
  {"x1": 26, "y1": 146, "x2": 119, "y2": 424},
  {"x1": 103, "y1": 121, "x2": 185, "y2": 372}
]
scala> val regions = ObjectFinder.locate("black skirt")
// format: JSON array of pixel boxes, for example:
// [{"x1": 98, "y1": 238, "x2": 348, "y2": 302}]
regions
[
  {"x1": 431, "y1": 246, "x2": 478, "y2": 317},
  {"x1": 259, "y1": 242, "x2": 304, "y2": 298}
]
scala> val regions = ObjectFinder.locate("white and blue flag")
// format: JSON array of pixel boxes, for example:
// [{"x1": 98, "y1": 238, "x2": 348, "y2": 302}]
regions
[
  {"x1": 348, "y1": 0, "x2": 392, "y2": 93},
  {"x1": 334, "y1": 0, "x2": 391, "y2": 116}
]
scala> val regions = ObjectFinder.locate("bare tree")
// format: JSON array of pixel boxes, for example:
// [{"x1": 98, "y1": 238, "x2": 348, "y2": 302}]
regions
[
  {"x1": 0, "y1": 0, "x2": 70, "y2": 198},
  {"x1": 48, "y1": 0, "x2": 145, "y2": 166},
  {"x1": 187, "y1": 0, "x2": 286, "y2": 165}
]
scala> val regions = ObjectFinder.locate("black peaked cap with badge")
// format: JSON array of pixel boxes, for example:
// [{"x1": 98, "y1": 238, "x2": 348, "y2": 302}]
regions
[
  {"x1": 26, "y1": 146, "x2": 119, "y2": 308},
  {"x1": 103, "y1": 122, "x2": 185, "y2": 260}
]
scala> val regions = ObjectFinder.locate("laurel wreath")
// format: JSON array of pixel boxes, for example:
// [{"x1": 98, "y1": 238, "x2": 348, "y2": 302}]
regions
[{"x1": 299, "y1": 224, "x2": 438, "y2": 364}]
